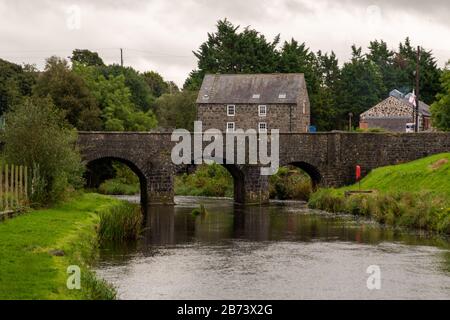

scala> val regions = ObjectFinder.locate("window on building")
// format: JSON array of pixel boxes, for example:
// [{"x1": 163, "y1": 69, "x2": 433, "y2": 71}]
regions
[
  {"x1": 258, "y1": 105, "x2": 267, "y2": 117},
  {"x1": 252, "y1": 94, "x2": 260, "y2": 99},
  {"x1": 259, "y1": 122, "x2": 267, "y2": 133},
  {"x1": 227, "y1": 122, "x2": 235, "y2": 132},
  {"x1": 302, "y1": 101, "x2": 306, "y2": 114},
  {"x1": 278, "y1": 93, "x2": 286, "y2": 99},
  {"x1": 227, "y1": 105, "x2": 235, "y2": 116}
]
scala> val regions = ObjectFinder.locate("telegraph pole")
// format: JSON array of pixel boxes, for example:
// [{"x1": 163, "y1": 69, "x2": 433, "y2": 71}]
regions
[
  {"x1": 415, "y1": 46, "x2": 420, "y2": 132},
  {"x1": 120, "y1": 48, "x2": 124, "y2": 67}
]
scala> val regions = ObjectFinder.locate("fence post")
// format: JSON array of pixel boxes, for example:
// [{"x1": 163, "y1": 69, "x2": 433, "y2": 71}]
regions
[
  {"x1": 0, "y1": 163, "x2": 3, "y2": 210},
  {"x1": 15, "y1": 165, "x2": 19, "y2": 208},
  {"x1": 5, "y1": 164, "x2": 9, "y2": 210},
  {"x1": 24, "y1": 166, "x2": 28, "y2": 203}
]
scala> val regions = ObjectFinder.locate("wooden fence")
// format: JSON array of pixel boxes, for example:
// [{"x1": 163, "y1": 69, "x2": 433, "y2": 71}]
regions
[{"x1": 0, "y1": 164, "x2": 29, "y2": 213}]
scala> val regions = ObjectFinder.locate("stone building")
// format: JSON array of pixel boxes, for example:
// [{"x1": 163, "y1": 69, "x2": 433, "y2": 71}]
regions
[
  {"x1": 196, "y1": 73, "x2": 310, "y2": 133},
  {"x1": 359, "y1": 89, "x2": 432, "y2": 132}
]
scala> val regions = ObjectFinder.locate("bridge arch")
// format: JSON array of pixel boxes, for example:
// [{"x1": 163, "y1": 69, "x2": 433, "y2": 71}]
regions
[
  {"x1": 189, "y1": 157, "x2": 246, "y2": 203},
  {"x1": 84, "y1": 156, "x2": 149, "y2": 208},
  {"x1": 287, "y1": 161, "x2": 322, "y2": 190}
]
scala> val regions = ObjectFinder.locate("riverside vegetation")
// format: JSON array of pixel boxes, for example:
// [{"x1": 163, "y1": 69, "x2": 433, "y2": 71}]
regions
[
  {"x1": 0, "y1": 193, "x2": 144, "y2": 299},
  {"x1": 100, "y1": 162, "x2": 312, "y2": 200},
  {"x1": 308, "y1": 153, "x2": 450, "y2": 234}
]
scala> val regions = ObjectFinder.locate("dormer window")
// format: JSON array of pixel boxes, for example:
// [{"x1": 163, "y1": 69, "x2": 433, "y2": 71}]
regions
[
  {"x1": 202, "y1": 94, "x2": 209, "y2": 100},
  {"x1": 278, "y1": 93, "x2": 286, "y2": 99},
  {"x1": 227, "y1": 105, "x2": 235, "y2": 116},
  {"x1": 252, "y1": 94, "x2": 260, "y2": 99}
]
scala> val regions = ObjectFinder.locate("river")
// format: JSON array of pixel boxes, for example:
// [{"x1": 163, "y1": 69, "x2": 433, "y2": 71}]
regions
[{"x1": 95, "y1": 196, "x2": 450, "y2": 300}]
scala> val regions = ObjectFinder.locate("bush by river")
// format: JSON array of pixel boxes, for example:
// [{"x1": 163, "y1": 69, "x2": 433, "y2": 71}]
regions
[{"x1": 308, "y1": 153, "x2": 450, "y2": 234}]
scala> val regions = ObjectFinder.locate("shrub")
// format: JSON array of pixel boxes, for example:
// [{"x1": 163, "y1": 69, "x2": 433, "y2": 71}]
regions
[
  {"x1": 3, "y1": 97, "x2": 84, "y2": 206},
  {"x1": 175, "y1": 163, "x2": 234, "y2": 197},
  {"x1": 269, "y1": 166, "x2": 312, "y2": 200}
]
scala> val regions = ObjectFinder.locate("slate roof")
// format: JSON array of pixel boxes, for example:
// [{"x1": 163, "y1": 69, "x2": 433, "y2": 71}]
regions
[
  {"x1": 360, "y1": 94, "x2": 431, "y2": 119},
  {"x1": 196, "y1": 73, "x2": 306, "y2": 104}
]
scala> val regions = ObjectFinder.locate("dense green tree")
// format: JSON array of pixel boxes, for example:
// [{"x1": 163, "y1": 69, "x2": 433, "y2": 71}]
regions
[
  {"x1": 73, "y1": 63, "x2": 157, "y2": 131},
  {"x1": 336, "y1": 45, "x2": 385, "y2": 129},
  {"x1": 313, "y1": 51, "x2": 341, "y2": 131},
  {"x1": 100, "y1": 65, "x2": 155, "y2": 112},
  {"x1": 71, "y1": 49, "x2": 105, "y2": 67},
  {"x1": 3, "y1": 97, "x2": 84, "y2": 205},
  {"x1": 154, "y1": 91, "x2": 197, "y2": 131},
  {"x1": 33, "y1": 56, "x2": 102, "y2": 130},
  {"x1": 184, "y1": 19, "x2": 280, "y2": 90},
  {"x1": 0, "y1": 59, "x2": 37, "y2": 116},
  {"x1": 367, "y1": 40, "x2": 398, "y2": 96},
  {"x1": 142, "y1": 71, "x2": 178, "y2": 97},
  {"x1": 394, "y1": 38, "x2": 441, "y2": 104},
  {"x1": 431, "y1": 62, "x2": 450, "y2": 131}
]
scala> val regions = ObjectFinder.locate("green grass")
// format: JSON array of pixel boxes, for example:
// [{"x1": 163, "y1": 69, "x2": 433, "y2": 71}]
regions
[
  {"x1": 98, "y1": 201, "x2": 142, "y2": 244},
  {"x1": 308, "y1": 153, "x2": 450, "y2": 233},
  {"x1": 342, "y1": 153, "x2": 450, "y2": 197},
  {"x1": 98, "y1": 178, "x2": 139, "y2": 195},
  {"x1": 0, "y1": 193, "x2": 121, "y2": 300}
]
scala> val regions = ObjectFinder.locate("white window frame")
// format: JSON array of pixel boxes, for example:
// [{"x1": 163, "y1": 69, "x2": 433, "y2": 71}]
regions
[
  {"x1": 258, "y1": 105, "x2": 267, "y2": 117},
  {"x1": 258, "y1": 122, "x2": 267, "y2": 133},
  {"x1": 226, "y1": 122, "x2": 235, "y2": 132},
  {"x1": 227, "y1": 104, "x2": 235, "y2": 116}
]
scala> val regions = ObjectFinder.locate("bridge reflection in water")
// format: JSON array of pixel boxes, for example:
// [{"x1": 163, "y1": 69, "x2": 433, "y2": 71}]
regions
[
  {"x1": 96, "y1": 196, "x2": 450, "y2": 300},
  {"x1": 107, "y1": 196, "x2": 443, "y2": 250}
]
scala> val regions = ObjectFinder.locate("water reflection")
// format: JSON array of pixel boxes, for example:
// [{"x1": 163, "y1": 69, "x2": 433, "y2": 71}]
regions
[
  {"x1": 136, "y1": 197, "x2": 448, "y2": 247},
  {"x1": 97, "y1": 196, "x2": 450, "y2": 299}
]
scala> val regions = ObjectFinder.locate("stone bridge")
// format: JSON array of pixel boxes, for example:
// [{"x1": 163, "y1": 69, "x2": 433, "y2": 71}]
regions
[{"x1": 78, "y1": 132, "x2": 450, "y2": 206}]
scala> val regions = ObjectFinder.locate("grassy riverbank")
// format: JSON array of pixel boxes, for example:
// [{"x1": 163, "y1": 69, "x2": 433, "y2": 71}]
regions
[
  {"x1": 308, "y1": 153, "x2": 450, "y2": 233},
  {"x1": 0, "y1": 193, "x2": 124, "y2": 300}
]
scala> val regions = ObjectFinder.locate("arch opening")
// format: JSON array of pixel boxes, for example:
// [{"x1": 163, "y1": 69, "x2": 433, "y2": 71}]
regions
[
  {"x1": 84, "y1": 156, "x2": 148, "y2": 208},
  {"x1": 287, "y1": 161, "x2": 322, "y2": 190},
  {"x1": 175, "y1": 160, "x2": 246, "y2": 204}
]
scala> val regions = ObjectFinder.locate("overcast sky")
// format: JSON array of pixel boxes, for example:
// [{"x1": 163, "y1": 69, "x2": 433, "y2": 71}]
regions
[{"x1": 0, "y1": 0, "x2": 449, "y2": 86}]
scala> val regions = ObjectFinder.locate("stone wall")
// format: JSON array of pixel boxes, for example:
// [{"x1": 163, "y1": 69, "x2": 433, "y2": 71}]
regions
[{"x1": 197, "y1": 103, "x2": 309, "y2": 133}]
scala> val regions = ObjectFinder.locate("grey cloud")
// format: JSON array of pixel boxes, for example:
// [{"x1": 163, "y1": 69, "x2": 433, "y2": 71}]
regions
[{"x1": 0, "y1": 0, "x2": 449, "y2": 86}]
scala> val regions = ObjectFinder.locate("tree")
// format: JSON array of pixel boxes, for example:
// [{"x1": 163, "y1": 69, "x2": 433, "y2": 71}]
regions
[
  {"x1": 100, "y1": 64, "x2": 156, "y2": 112},
  {"x1": 184, "y1": 19, "x2": 280, "y2": 90},
  {"x1": 155, "y1": 91, "x2": 197, "y2": 131},
  {"x1": 431, "y1": 62, "x2": 450, "y2": 131},
  {"x1": 0, "y1": 59, "x2": 37, "y2": 116},
  {"x1": 3, "y1": 97, "x2": 84, "y2": 205},
  {"x1": 278, "y1": 40, "x2": 337, "y2": 130},
  {"x1": 335, "y1": 45, "x2": 385, "y2": 129},
  {"x1": 142, "y1": 71, "x2": 178, "y2": 97},
  {"x1": 73, "y1": 63, "x2": 158, "y2": 131},
  {"x1": 71, "y1": 49, "x2": 105, "y2": 67},
  {"x1": 313, "y1": 51, "x2": 341, "y2": 131},
  {"x1": 395, "y1": 38, "x2": 441, "y2": 104},
  {"x1": 367, "y1": 40, "x2": 397, "y2": 96},
  {"x1": 33, "y1": 56, "x2": 102, "y2": 130}
]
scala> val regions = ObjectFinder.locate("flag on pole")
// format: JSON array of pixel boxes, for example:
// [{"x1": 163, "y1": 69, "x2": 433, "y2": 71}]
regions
[{"x1": 409, "y1": 90, "x2": 416, "y2": 106}]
